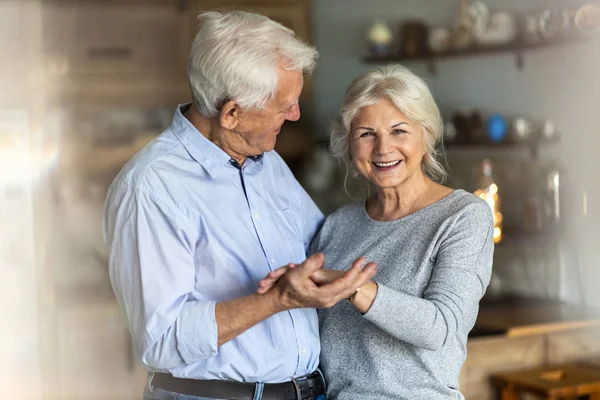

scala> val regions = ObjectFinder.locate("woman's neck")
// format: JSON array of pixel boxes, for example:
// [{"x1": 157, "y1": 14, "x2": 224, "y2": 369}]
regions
[{"x1": 368, "y1": 173, "x2": 433, "y2": 221}]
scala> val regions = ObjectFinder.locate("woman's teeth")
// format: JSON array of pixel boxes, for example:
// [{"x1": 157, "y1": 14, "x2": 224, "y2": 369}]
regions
[{"x1": 373, "y1": 160, "x2": 401, "y2": 167}]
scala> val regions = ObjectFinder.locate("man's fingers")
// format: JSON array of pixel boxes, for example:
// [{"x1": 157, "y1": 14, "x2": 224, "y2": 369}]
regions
[
  {"x1": 292, "y1": 253, "x2": 325, "y2": 279},
  {"x1": 310, "y1": 268, "x2": 344, "y2": 285},
  {"x1": 350, "y1": 262, "x2": 376, "y2": 290},
  {"x1": 340, "y1": 256, "x2": 366, "y2": 282},
  {"x1": 269, "y1": 264, "x2": 294, "y2": 279},
  {"x1": 256, "y1": 263, "x2": 297, "y2": 294}
]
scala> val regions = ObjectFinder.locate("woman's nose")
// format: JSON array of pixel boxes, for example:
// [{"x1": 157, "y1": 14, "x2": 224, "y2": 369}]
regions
[{"x1": 375, "y1": 134, "x2": 392, "y2": 155}]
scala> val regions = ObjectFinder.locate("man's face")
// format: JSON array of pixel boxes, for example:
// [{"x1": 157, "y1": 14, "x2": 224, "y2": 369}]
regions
[{"x1": 234, "y1": 67, "x2": 303, "y2": 155}]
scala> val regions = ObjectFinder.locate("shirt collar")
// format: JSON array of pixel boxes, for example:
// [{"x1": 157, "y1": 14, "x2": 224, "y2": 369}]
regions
[{"x1": 170, "y1": 103, "x2": 264, "y2": 178}]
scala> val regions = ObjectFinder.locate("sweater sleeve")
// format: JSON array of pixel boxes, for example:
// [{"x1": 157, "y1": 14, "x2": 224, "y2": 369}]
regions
[{"x1": 362, "y1": 202, "x2": 494, "y2": 350}]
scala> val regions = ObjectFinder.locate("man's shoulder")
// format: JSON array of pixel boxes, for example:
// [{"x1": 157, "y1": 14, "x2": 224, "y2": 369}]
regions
[
  {"x1": 109, "y1": 129, "x2": 188, "y2": 194},
  {"x1": 263, "y1": 150, "x2": 293, "y2": 176}
]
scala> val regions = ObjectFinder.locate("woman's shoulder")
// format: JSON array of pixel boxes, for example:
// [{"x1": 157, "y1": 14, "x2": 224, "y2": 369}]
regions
[{"x1": 441, "y1": 189, "x2": 494, "y2": 228}]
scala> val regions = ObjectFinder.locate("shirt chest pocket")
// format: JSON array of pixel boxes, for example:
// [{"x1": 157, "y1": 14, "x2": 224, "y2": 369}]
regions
[
  {"x1": 273, "y1": 207, "x2": 306, "y2": 263},
  {"x1": 274, "y1": 208, "x2": 302, "y2": 241}
]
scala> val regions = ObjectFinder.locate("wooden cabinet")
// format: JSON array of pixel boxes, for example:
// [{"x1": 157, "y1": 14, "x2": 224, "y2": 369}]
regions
[
  {"x1": 461, "y1": 336, "x2": 545, "y2": 400},
  {"x1": 43, "y1": 1, "x2": 191, "y2": 76},
  {"x1": 547, "y1": 326, "x2": 600, "y2": 365},
  {"x1": 460, "y1": 326, "x2": 600, "y2": 400}
]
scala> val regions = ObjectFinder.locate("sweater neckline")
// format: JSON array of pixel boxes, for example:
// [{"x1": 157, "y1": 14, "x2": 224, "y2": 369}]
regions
[{"x1": 359, "y1": 189, "x2": 465, "y2": 225}]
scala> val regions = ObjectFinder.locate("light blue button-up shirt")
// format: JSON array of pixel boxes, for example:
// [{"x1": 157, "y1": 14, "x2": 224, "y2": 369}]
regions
[{"x1": 103, "y1": 104, "x2": 324, "y2": 382}]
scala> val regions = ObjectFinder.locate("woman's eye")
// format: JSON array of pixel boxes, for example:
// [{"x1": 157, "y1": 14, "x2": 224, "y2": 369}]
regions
[
  {"x1": 392, "y1": 129, "x2": 407, "y2": 135},
  {"x1": 360, "y1": 131, "x2": 374, "y2": 138}
]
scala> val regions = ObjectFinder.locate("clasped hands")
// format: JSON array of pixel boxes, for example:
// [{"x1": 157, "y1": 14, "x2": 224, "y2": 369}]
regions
[{"x1": 256, "y1": 253, "x2": 376, "y2": 311}]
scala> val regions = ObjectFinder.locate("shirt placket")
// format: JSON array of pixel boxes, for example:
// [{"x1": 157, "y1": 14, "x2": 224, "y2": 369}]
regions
[{"x1": 238, "y1": 162, "x2": 307, "y2": 376}]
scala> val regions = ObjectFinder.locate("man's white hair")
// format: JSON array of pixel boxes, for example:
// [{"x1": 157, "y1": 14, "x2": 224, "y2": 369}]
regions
[{"x1": 188, "y1": 11, "x2": 318, "y2": 117}]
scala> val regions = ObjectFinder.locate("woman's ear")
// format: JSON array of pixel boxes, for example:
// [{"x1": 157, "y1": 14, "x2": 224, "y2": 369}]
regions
[{"x1": 220, "y1": 100, "x2": 239, "y2": 130}]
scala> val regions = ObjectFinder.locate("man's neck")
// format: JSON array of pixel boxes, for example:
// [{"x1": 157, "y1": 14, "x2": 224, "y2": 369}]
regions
[{"x1": 184, "y1": 105, "x2": 247, "y2": 165}]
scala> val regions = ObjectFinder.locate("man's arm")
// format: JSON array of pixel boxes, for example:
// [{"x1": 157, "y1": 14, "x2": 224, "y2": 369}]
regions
[
  {"x1": 216, "y1": 253, "x2": 375, "y2": 346},
  {"x1": 105, "y1": 186, "x2": 375, "y2": 369}
]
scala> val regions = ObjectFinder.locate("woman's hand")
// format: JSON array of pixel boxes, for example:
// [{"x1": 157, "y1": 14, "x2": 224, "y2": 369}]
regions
[
  {"x1": 257, "y1": 263, "x2": 349, "y2": 294},
  {"x1": 310, "y1": 268, "x2": 346, "y2": 285},
  {"x1": 266, "y1": 254, "x2": 376, "y2": 309}
]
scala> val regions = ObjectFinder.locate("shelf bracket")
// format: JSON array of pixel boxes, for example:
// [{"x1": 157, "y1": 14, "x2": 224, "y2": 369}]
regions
[
  {"x1": 516, "y1": 51, "x2": 524, "y2": 70},
  {"x1": 427, "y1": 59, "x2": 436, "y2": 75}
]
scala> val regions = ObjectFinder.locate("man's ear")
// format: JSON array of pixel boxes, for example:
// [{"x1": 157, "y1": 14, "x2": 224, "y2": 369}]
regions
[{"x1": 220, "y1": 100, "x2": 239, "y2": 130}]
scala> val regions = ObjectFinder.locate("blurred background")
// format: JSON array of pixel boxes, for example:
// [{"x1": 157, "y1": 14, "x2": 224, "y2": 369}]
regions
[{"x1": 1, "y1": 0, "x2": 599, "y2": 399}]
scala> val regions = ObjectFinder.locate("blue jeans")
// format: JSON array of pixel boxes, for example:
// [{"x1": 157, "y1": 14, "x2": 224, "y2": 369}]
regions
[
  {"x1": 142, "y1": 384, "x2": 263, "y2": 400},
  {"x1": 142, "y1": 371, "x2": 326, "y2": 400}
]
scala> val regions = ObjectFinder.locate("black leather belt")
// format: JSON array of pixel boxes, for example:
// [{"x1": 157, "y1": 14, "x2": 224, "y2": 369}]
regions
[{"x1": 150, "y1": 371, "x2": 325, "y2": 400}]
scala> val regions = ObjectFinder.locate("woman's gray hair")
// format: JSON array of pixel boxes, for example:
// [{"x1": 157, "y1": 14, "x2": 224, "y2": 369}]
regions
[
  {"x1": 330, "y1": 64, "x2": 446, "y2": 182},
  {"x1": 188, "y1": 11, "x2": 318, "y2": 117}
]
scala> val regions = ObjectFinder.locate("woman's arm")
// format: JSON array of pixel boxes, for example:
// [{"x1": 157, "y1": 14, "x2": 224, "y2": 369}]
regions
[{"x1": 361, "y1": 203, "x2": 494, "y2": 350}]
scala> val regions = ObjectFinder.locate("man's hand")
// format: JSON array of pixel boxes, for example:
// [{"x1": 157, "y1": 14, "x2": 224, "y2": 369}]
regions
[
  {"x1": 257, "y1": 265, "x2": 344, "y2": 293},
  {"x1": 259, "y1": 253, "x2": 376, "y2": 310}
]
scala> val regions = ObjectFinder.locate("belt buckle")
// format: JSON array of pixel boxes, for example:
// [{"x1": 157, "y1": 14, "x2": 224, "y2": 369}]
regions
[{"x1": 291, "y1": 374, "x2": 313, "y2": 400}]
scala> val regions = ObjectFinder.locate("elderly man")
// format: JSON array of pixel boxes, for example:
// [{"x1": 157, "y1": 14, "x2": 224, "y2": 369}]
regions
[{"x1": 103, "y1": 10, "x2": 375, "y2": 400}]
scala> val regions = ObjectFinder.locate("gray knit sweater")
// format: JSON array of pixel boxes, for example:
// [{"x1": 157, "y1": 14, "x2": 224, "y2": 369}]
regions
[{"x1": 313, "y1": 190, "x2": 494, "y2": 400}]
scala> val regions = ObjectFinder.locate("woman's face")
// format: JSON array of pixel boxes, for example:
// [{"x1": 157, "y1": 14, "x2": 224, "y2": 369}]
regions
[{"x1": 350, "y1": 97, "x2": 426, "y2": 190}]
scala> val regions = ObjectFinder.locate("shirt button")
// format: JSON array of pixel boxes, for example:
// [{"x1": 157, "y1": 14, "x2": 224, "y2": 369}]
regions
[
  {"x1": 269, "y1": 258, "x2": 275, "y2": 264},
  {"x1": 253, "y1": 212, "x2": 259, "y2": 220}
]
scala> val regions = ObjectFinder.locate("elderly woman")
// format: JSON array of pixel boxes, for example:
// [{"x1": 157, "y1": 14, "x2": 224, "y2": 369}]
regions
[
  {"x1": 259, "y1": 64, "x2": 493, "y2": 398},
  {"x1": 310, "y1": 65, "x2": 494, "y2": 399},
  {"x1": 309, "y1": 64, "x2": 493, "y2": 399}
]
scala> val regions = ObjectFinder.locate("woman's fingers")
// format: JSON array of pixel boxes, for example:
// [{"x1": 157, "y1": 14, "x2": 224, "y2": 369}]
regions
[{"x1": 314, "y1": 260, "x2": 376, "y2": 306}]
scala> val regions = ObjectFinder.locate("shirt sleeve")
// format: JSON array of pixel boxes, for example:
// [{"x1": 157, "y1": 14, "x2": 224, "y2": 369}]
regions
[
  {"x1": 103, "y1": 185, "x2": 218, "y2": 370},
  {"x1": 362, "y1": 202, "x2": 494, "y2": 350}
]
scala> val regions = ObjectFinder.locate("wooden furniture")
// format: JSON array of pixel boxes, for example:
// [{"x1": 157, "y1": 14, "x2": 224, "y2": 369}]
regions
[
  {"x1": 492, "y1": 364, "x2": 600, "y2": 400},
  {"x1": 460, "y1": 302, "x2": 600, "y2": 400},
  {"x1": 43, "y1": 0, "x2": 191, "y2": 76},
  {"x1": 476, "y1": 302, "x2": 600, "y2": 338}
]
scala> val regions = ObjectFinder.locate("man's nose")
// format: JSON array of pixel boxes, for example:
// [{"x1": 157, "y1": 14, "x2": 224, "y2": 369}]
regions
[{"x1": 286, "y1": 103, "x2": 301, "y2": 121}]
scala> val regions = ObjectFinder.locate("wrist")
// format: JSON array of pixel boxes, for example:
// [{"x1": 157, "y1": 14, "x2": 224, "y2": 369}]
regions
[
  {"x1": 346, "y1": 288, "x2": 360, "y2": 304},
  {"x1": 263, "y1": 284, "x2": 291, "y2": 314},
  {"x1": 352, "y1": 281, "x2": 378, "y2": 314}
]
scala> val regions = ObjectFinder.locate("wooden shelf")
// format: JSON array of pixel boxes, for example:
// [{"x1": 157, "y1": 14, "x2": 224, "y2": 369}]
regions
[
  {"x1": 443, "y1": 138, "x2": 559, "y2": 159},
  {"x1": 364, "y1": 36, "x2": 591, "y2": 74}
]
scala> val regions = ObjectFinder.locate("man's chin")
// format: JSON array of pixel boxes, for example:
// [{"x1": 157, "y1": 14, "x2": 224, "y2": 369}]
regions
[{"x1": 262, "y1": 140, "x2": 277, "y2": 153}]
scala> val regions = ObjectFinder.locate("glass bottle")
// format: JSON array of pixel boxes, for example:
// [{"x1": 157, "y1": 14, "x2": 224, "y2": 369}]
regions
[{"x1": 473, "y1": 159, "x2": 503, "y2": 243}]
